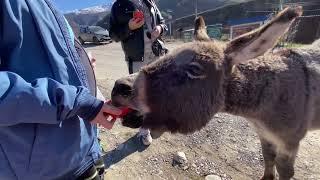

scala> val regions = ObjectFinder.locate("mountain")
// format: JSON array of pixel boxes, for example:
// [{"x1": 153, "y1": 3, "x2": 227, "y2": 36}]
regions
[
  {"x1": 157, "y1": 0, "x2": 253, "y2": 20},
  {"x1": 64, "y1": 3, "x2": 114, "y2": 37},
  {"x1": 64, "y1": 3, "x2": 112, "y2": 27},
  {"x1": 96, "y1": 13, "x2": 112, "y2": 30},
  {"x1": 65, "y1": 4, "x2": 111, "y2": 15},
  {"x1": 70, "y1": 0, "x2": 320, "y2": 36},
  {"x1": 166, "y1": 0, "x2": 320, "y2": 27},
  {"x1": 69, "y1": 0, "x2": 254, "y2": 30}
]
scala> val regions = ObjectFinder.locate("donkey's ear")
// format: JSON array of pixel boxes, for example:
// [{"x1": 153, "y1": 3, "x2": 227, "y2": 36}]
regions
[
  {"x1": 194, "y1": 16, "x2": 211, "y2": 42},
  {"x1": 225, "y1": 6, "x2": 302, "y2": 65}
]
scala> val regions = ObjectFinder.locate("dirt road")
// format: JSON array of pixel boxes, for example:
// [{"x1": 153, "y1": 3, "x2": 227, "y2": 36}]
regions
[{"x1": 85, "y1": 42, "x2": 320, "y2": 180}]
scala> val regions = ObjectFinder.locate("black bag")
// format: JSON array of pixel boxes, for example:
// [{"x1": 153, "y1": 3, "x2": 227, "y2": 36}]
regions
[
  {"x1": 152, "y1": 38, "x2": 169, "y2": 57},
  {"x1": 146, "y1": 32, "x2": 168, "y2": 56}
]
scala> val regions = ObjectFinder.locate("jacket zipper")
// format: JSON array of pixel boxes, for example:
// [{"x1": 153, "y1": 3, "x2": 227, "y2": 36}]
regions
[{"x1": 74, "y1": 39, "x2": 97, "y2": 96}]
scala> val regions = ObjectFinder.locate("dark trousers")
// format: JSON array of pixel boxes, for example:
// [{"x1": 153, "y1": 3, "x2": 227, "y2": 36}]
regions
[{"x1": 128, "y1": 58, "x2": 133, "y2": 74}]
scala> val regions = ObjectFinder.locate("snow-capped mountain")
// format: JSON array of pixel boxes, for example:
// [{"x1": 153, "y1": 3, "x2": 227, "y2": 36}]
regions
[
  {"x1": 66, "y1": 4, "x2": 112, "y2": 15},
  {"x1": 64, "y1": 2, "x2": 115, "y2": 30}
]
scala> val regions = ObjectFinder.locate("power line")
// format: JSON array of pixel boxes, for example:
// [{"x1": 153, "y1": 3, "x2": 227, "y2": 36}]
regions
[
  {"x1": 169, "y1": 1, "x2": 320, "y2": 23},
  {"x1": 246, "y1": 10, "x2": 276, "y2": 13},
  {"x1": 171, "y1": 2, "x2": 237, "y2": 22},
  {"x1": 280, "y1": 0, "x2": 284, "y2": 10}
]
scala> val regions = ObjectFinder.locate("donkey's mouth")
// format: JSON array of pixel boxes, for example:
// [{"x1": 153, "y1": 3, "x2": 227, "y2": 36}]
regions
[
  {"x1": 121, "y1": 110, "x2": 144, "y2": 129},
  {"x1": 121, "y1": 111, "x2": 164, "y2": 139}
]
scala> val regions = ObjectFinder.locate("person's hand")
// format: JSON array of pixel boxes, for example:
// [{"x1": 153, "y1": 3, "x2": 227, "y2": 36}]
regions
[
  {"x1": 87, "y1": 51, "x2": 96, "y2": 69},
  {"x1": 151, "y1": 25, "x2": 162, "y2": 39},
  {"x1": 91, "y1": 102, "x2": 122, "y2": 130},
  {"x1": 128, "y1": 18, "x2": 145, "y2": 30}
]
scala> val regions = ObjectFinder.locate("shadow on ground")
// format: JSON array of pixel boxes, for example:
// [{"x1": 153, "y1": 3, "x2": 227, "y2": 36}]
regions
[{"x1": 103, "y1": 134, "x2": 148, "y2": 168}]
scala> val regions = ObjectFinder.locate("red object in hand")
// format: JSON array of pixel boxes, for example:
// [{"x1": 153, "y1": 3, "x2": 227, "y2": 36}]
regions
[
  {"x1": 133, "y1": 10, "x2": 144, "y2": 20},
  {"x1": 106, "y1": 100, "x2": 133, "y2": 120}
]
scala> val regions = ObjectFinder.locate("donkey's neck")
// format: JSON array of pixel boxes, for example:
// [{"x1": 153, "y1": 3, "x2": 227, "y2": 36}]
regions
[{"x1": 222, "y1": 55, "x2": 285, "y2": 118}]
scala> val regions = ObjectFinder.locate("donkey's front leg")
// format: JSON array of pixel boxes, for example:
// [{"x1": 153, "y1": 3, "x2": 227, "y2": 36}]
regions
[
  {"x1": 259, "y1": 137, "x2": 276, "y2": 180},
  {"x1": 275, "y1": 143, "x2": 299, "y2": 180}
]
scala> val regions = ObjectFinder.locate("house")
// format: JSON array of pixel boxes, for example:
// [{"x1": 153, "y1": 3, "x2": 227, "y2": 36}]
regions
[{"x1": 227, "y1": 15, "x2": 271, "y2": 40}]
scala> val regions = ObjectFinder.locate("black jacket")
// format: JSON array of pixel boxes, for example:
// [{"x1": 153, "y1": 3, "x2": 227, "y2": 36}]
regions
[{"x1": 109, "y1": 0, "x2": 168, "y2": 62}]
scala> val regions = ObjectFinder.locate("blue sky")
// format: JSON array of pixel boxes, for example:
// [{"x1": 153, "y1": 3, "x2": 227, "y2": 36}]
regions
[{"x1": 53, "y1": 0, "x2": 113, "y2": 12}]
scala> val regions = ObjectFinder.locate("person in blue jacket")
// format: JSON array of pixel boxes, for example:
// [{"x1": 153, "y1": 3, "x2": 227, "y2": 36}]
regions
[{"x1": 0, "y1": 0, "x2": 121, "y2": 179}]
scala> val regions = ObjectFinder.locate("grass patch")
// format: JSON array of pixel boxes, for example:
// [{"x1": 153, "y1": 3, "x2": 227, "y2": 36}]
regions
[{"x1": 278, "y1": 42, "x2": 305, "y2": 49}]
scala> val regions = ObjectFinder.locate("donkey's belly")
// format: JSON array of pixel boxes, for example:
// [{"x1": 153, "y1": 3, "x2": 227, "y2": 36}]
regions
[
  {"x1": 248, "y1": 118, "x2": 286, "y2": 149},
  {"x1": 310, "y1": 114, "x2": 320, "y2": 130},
  {"x1": 309, "y1": 100, "x2": 320, "y2": 130}
]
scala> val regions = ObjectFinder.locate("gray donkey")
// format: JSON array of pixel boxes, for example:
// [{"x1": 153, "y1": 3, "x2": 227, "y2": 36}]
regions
[{"x1": 111, "y1": 6, "x2": 320, "y2": 180}]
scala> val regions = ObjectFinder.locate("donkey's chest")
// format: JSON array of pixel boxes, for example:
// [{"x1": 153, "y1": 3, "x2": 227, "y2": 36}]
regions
[
  {"x1": 310, "y1": 100, "x2": 320, "y2": 130},
  {"x1": 248, "y1": 118, "x2": 286, "y2": 149}
]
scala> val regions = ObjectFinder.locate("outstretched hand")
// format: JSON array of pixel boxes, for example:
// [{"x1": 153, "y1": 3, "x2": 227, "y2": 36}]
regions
[
  {"x1": 91, "y1": 102, "x2": 122, "y2": 130},
  {"x1": 87, "y1": 51, "x2": 96, "y2": 69},
  {"x1": 151, "y1": 25, "x2": 162, "y2": 40}
]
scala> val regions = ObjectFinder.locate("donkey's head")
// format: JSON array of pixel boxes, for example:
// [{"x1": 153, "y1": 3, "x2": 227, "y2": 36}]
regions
[{"x1": 111, "y1": 7, "x2": 302, "y2": 136}]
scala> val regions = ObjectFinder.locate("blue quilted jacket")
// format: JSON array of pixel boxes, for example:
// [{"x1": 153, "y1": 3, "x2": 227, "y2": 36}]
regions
[{"x1": 0, "y1": 0, "x2": 103, "y2": 179}]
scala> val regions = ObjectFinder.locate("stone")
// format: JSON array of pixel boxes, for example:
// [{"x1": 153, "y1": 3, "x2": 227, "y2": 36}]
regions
[
  {"x1": 205, "y1": 175, "x2": 222, "y2": 180},
  {"x1": 173, "y1": 152, "x2": 188, "y2": 164},
  {"x1": 182, "y1": 166, "x2": 189, "y2": 171},
  {"x1": 191, "y1": 163, "x2": 197, "y2": 168}
]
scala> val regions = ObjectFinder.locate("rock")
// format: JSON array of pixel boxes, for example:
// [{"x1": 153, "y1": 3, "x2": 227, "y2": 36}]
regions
[
  {"x1": 191, "y1": 163, "x2": 197, "y2": 168},
  {"x1": 205, "y1": 175, "x2": 222, "y2": 180},
  {"x1": 182, "y1": 166, "x2": 189, "y2": 171},
  {"x1": 109, "y1": 165, "x2": 116, "y2": 170},
  {"x1": 157, "y1": 170, "x2": 163, "y2": 175},
  {"x1": 173, "y1": 152, "x2": 188, "y2": 164}
]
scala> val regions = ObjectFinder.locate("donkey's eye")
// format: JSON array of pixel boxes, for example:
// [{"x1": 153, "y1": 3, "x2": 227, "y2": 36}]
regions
[{"x1": 186, "y1": 62, "x2": 206, "y2": 79}]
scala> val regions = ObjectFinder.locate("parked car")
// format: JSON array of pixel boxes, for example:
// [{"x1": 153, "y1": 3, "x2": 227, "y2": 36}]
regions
[{"x1": 78, "y1": 25, "x2": 112, "y2": 45}]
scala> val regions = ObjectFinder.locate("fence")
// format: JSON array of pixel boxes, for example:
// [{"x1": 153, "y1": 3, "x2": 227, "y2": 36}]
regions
[
  {"x1": 277, "y1": 15, "x2": 320, "y2": 47},
  {"x1": 180, "y1": 24, "x2": 223, "y2": 42}
]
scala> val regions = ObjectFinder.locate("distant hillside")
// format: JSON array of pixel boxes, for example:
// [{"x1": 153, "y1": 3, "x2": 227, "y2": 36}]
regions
[
  {"x1": 69, "y1": 0, "x2": 320, "y2": 37},
  {"x1": 64, "y1": 4, "x2": 111, "y2": 26},
  {"x1": 169, "y1": 0, "x2": 320, "y2": 31},
  {"x1": 157, "y1": 0, "x2": 253, "y2": 19},
  {"x1": 64, "y1": 4, "x2": 112, "y2": 37},
  {"x1": 84, "y1": 0, "x2": 254, "y2": 30},
  {"x1": 96, "y1": 13, "x2": 111, "y2": 30},
  {"x1": 96, "y1": 0, "x2": 249, "y2": 30}
]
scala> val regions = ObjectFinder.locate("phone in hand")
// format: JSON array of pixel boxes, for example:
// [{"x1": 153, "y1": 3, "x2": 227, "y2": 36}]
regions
[{"x1": 133, "y1": 10, "x2": 144, "y2": 22}]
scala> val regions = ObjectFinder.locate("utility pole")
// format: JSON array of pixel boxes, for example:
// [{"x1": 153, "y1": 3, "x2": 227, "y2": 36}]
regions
[
  {"x1": 195, "y1": 0, "x2": 198, "y2": 18},
  {"x1": 279, "y1": 0, "x2": 284, "y2": 11}
]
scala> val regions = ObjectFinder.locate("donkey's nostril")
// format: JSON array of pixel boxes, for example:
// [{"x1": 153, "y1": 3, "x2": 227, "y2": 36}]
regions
[
  {"x1": 118, "y1": 83, "x2": 132, "y2": 97},
  {"x1": 113, "y1": 80, "x2": 133, "y2": 98}
]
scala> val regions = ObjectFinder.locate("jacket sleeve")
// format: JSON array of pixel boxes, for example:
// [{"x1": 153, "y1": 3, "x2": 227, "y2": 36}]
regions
[
  {"x1": 155, "y1": 6, "x2": 168, "y2": 35},
  {"x1": 109, "y1": 2, "x2": 133, "y2": 42},
  {"x1": 0, "y1": 1, "x2": 103, "y2": 127},
  {"x1": 0, "y1": 73, "x2": 103, "y2": 126}
]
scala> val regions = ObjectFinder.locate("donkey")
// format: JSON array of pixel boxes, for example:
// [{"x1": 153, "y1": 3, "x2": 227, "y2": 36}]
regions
[{"x1": 111, "y1": 6, "x2": 320, "y2": 180}]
